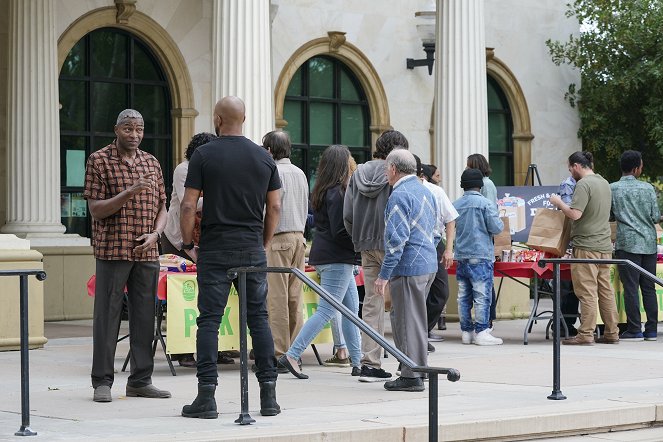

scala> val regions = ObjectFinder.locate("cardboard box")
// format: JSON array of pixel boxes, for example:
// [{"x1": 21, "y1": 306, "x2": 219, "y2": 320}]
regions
[{"x1": 498, "y1": 194, "x2": 526, "y2": 233}]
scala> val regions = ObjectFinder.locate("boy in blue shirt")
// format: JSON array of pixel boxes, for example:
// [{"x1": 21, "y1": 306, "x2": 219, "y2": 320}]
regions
[{"x1": 453, "y1": 169, "x2": 504, "y2": 345}]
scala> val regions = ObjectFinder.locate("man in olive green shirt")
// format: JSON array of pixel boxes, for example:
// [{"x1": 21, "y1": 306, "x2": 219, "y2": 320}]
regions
[
  {"x1": 550, "y1": 151, "x2": 619, "y2": 345},
  {"x1": 611, "y1": 150, "x2": 661, "y2": 341}
]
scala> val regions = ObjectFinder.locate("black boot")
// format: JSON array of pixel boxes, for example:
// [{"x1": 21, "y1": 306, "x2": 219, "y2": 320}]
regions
[
  {"x1": 259, "y1": 381, "x2": 280, "y2": 416},
  {"x1": 181, "y1": 384, "x2": 218, "y2": 419}
]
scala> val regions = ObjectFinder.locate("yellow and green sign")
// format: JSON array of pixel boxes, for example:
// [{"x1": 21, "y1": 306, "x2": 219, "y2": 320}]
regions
[{"x1": 166, "y1": 271, "x2": 333, "y2": 353}]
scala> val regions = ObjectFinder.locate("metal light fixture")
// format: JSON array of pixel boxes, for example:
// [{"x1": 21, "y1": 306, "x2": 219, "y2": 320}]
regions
[{"x1": 406, "y1": 5, "x2": 436, "y2": 75}]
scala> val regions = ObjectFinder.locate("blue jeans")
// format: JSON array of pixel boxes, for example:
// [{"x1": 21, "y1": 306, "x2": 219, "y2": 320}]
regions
[
  {"x1": 456, "y1": 259, "x2": 494, "y2": 334},
  {"x1": 330, "y1": 312, "x2": 346, "y2": 352},
  {"x1": 287, "y1": 263, "x2": 361, "y2": 366},
  {"x1": 196, "y1": 249, "x2": 276, "y2": 385}
]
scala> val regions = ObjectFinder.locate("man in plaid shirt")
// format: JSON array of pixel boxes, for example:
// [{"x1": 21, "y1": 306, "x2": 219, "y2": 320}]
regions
[{"x1": 84, "y1": 109, "x2": 170, "y2": 403}]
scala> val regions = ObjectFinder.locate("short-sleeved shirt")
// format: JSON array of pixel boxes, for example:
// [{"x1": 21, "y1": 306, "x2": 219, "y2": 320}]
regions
[
  {"x1": 423, "y1": 180, "x2": 458, "y2": 236},
  {"x1": 185, "y1": 136, "x2": 281, "y2": 251},
  {"x1": 83, "y1": 143, "x2": 166, "y2": 261},
  {"x1": 558, "y1": 175, "x2": 576, "y2": 205},
  {"x1": 569, "y1": 173, "x2": 612, "y2": 253},
  {"x1": 610, "y1": 175, "x2": 660, "y2": 255}
]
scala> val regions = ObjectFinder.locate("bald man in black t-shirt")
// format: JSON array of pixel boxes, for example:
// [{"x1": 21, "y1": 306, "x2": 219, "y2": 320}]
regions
[{"x1": 180, "y1": 96, "x2": 282, "y2": 419}]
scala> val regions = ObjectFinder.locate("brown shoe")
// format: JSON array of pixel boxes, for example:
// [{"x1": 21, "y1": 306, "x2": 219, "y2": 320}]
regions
[
  {"x1": 596, "y1": 336, "x2": 619, "y2": 344},
  {"x1": 562, "y1": 336, "x2": 594, "y2": 346}
]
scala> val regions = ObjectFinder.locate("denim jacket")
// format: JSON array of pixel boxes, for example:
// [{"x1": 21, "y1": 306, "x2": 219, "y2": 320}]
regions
[{"x1": 453, "y1": 190, "x2": 503, "y2": 260}]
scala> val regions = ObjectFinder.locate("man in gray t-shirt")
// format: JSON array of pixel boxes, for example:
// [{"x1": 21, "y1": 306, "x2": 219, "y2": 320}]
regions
[{"x1": 549, "y1": 151, "x2": 619, "y2": 345}]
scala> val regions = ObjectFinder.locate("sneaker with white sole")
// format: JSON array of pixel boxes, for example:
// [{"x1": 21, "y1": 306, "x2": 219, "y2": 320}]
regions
[
  {"x1": 461, "y1": 331, "x2": 475, "y2": 344},
  {"x1": 358, "y1": 365, "x2": 392, "y2": 383},
  {"x1": 323, "y1": 353, "x2": 351, "y2": 367},
  {"x1": 474, "y1": 329, "x2": 503, "y2": 346}
]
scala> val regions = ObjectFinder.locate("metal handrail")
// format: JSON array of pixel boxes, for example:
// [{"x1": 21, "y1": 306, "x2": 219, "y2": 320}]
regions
[
  {"x1": 227, "y1": 266, "x2": 460, "y2": 442},
  {"x1": 1, "y1": 269, "x2": 47, "y2": 437},
  {"x1": 537, "y1": 258, "x2": 663, "y2": 400}
]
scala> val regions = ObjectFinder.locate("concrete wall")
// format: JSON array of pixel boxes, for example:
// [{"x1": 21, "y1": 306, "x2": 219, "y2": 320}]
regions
[
  {"x1": 271, "y1": 0, "x2": 436, "y2": 162},
  {"x1": 38, "y1": 246, "x2": 95, "y2": 321},
  {"x1": 51, "y1": 0, "x2": 580, "y2": 182},
  {"x1": 56, "y1": 0, "x2": 216, "y2": 137},
  {"x1": 485, "y1": 0, "x2": 582, "y2": 186},
  {"x1": 0, "y1": 249, "x2": 46, "y2": 351}
]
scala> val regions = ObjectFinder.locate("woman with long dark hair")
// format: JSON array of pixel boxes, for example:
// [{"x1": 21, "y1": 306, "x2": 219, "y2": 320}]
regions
[
  {"x1": 279, "y1": 145, "x2": 362, "y2": 379},
  {"x1": 466, "y1": 153, "x2": 497, "y2": 205}
]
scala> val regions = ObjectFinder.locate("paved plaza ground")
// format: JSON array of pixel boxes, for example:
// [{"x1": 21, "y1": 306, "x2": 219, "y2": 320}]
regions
[{"x1": 2, "y1": 302, "x2": 663, "y2": 441}]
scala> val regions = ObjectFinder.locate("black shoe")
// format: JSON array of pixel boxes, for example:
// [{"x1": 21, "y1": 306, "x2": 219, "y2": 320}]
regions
[
  {"x1": 276, "y1": 359, "x2": 290, "y2": 374},
  {"x1": 358, "y1": 365, "x2": 392, "y2": 383},
  {"x1": 384, "y1": 376, "x2": 425, "y2": 392},
  {"x1": 277, "y1": 355, "x2": 308, "y2": 379},
  {"x1": 351, "y1": 366, "x2": 361, "y2": 376},
  {"x1": 216, "y1": 352, "x2": 235, "y2": 364},
  {"x1": 259, "y1": 381, "x2": 281, "y2": 416},
  {"x1": 178, "y1": 354, "x2": 196, "y2": 368},
  {"x1": 427, "y1": 342, "x2": 435, "y2": 353},
  {"x1": 182, "y1": 384, "x2": 218, "y2": 419},
  {"x1": 438, "y1": 316, "x2": 447, "y2": 330}
]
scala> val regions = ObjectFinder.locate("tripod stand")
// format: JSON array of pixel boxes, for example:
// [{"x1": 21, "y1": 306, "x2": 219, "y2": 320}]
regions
[{"x1": 523, "y1": 164, "x2": 542, "y2": 186}]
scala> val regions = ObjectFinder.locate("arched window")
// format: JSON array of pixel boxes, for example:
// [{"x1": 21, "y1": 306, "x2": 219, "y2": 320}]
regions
[
  {"x1": 283, "y1": 56, "x2": 371, "y2": 188},
  {"x1": 487, "y1": 75, "x2": 514, "y2": 186},
  {"x1": 59, "y1": 28, "x2": 172, "y2": 237}
]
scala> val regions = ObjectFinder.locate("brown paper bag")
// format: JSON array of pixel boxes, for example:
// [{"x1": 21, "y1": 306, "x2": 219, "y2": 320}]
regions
[
  {"x1": 494, "y1": 216, "x2": 512, "y2": 256},
  {"x1": 526, "y1": 208, "x2": 572, "y2": 257}
]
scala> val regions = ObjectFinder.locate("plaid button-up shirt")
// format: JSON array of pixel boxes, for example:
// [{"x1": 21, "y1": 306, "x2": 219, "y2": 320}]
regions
[{"x1": 83, "y1": 143, "x2": 166, "y2": 261}]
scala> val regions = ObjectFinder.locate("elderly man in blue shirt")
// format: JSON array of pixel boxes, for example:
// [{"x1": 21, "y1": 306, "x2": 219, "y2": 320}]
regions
[
  {"x1": 611, "y1": 150, "x2": 662, "y2": 341},
  {"x1": 374, "y1": 149, "x2": 438, "y2": 392}
]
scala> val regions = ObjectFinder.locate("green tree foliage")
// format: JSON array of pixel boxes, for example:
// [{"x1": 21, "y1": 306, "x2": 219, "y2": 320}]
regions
[{"x1": 547, "y1": 0, "x2": 663, "y2": 182}]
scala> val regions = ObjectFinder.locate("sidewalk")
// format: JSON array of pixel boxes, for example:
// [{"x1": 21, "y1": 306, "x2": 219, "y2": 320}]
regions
[{"x1": 2, "y1": 304, "x2": 663, "y2": 441}]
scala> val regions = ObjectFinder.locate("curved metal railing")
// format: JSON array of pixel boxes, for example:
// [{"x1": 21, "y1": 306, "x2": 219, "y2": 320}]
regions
[
  {"x1": 537, "y1": 258, "x2": 663, "y2": 400},
  {"x1": 227, "y1": 266, "x2": 460, "y2": 442}
]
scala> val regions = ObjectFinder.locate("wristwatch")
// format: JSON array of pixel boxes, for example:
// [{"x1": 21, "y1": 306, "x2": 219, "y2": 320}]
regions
[{"x1": 181, "y1": 241, "x2": 195, "y2": 251}]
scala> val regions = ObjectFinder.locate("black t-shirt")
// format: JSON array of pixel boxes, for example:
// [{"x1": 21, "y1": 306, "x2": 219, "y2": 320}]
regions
[{"x1": 185, "y1": 136, "x2": 281, "y2": 251}]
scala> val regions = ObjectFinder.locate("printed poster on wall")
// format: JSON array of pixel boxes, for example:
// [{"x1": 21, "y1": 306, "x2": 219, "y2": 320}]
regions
[
  {"x1": 495, "y1": 186, "x2": 559, "y2": 242},
  {"x1": 166, "y1": 271, "x2": 333, "y2": 354}
]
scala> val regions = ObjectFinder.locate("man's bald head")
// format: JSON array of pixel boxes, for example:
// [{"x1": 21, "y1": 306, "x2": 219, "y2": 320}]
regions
[{"x1": 214, "y1": 96, "x2": 246, "y2": 135}]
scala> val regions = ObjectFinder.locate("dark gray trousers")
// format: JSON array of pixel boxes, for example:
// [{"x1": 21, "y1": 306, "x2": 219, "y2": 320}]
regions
[
  {"x1": 390, "y1": 273, "x2": 435, "y2": 379},
  {"x1": 91, "y1": 260, "x2": 159, "y2": 389}
]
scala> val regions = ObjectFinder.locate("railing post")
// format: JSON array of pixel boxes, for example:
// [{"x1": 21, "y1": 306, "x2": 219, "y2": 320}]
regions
[
  {"x1": 234, "y1": 270, "x2": 255, "y2": 425},
  {"x1": 547, "y1": 263, "x2": 566, "y2": 400},
  {"x1": 15, "y1": 274, "x2": 36, "y2": 436},
  {"x1": 429, "y1": 372, "x2": 438, "y2": 442}
]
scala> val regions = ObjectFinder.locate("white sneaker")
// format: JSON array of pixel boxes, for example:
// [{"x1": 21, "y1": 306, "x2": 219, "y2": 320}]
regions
[
  {"x1": 474, "y1": 329, "x2": 503, "y2": 346},
  {"x1": 461, "y1": 331, "x2": 475, "y2": 344}
]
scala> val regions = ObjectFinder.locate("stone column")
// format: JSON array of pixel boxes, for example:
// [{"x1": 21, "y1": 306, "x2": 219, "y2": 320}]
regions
[
  {"x1": 434, "y1": 0, "x2": 488, "y2": 201},
  {"x1": 212, "y1": 0, "x2": 274, "y2": 143},
  {"x1": 2, "y1": 0, "x2": 66, "y2": 238}
]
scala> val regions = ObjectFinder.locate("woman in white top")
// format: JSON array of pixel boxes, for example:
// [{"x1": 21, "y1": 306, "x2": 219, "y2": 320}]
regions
[
  {"x1": 161, "y1": 132, "x2": 216, "y2": 367},
  {"x1": 162, "y1": 133, "x2": 216, "y2": 256}
]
